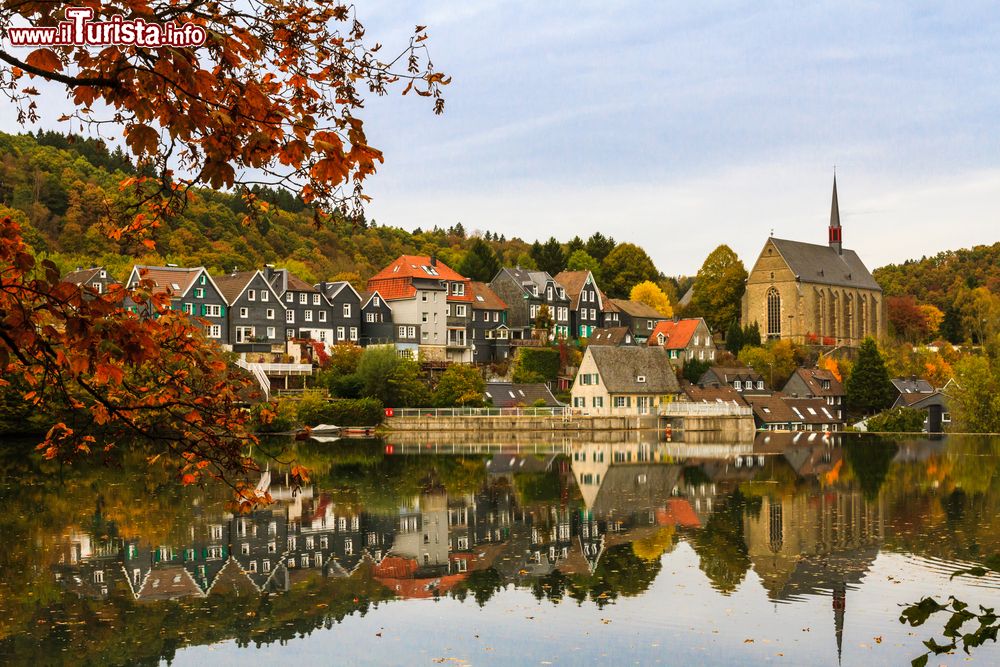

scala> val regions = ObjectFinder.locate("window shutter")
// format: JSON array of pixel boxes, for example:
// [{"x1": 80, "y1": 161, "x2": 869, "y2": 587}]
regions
[
  {"x1": 220, "y1": 305, "x2": 226, "y2": 317},
  {"x1": 200, "y1": 304, "x2": 205, "y2": 316}
]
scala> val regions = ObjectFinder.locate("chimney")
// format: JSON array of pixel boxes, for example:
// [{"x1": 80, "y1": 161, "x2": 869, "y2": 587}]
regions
[
  {"x1": 430, "y1": 255, "x2": 437, "y2": 267},
  {"x1": 264, "y1": 264, "x2": 275, "y2": 281}
]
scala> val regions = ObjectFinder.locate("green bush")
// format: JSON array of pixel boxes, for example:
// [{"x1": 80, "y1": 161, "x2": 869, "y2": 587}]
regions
[
  {"x1": 513, "y1": 347, "x2": 560, "y2": 383},
  {"x1": 324, "y1": 397, "x2": 385, "y2": 426},
  {"x1": 433, "y1": 365, "x2": 485, "y2": 407},
  {"x1": 866, "y1": 407, "x2": 927, "y2": 433},
  {"x1": 294, "y1": 390, "x2": 330, "y2": 426},
  {"x1": 253, "y1": 399, "x2": 297, "y2": 433}
]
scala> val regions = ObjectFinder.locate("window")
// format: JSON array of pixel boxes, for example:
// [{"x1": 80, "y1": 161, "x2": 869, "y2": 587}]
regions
[
  {"x1": 613, "y1": 396, "x2": 629, "y2": 408},
  {"x1": 407, "y1": 326, "x2": 416, "y2": 338},
  {"x1": 262, "y1": 560, "x2": 271, "y2": 573},
  {"x1": 183, "y1": 303, "x2": 193, "y2": 314},
  {"x1": 239, "y1": 307, "x2": 248, "y2": 318},
  {"x1": 367, "y1": 313, "x2": 377, "y2": 323},
  {"x1": 374, "y1": 296, "x2": 381, "y2": 306},
  {"x1": 208, "y1": 325, "x2": 222, "y2": 338},
  {"x1": 313, "y1": 294, "x2": 321, "y2": 305},
  {"x1": 210, "y1": 525, "x2": 223, "y2": 540},
  {"x1": 260, "y1": 290, "x2": 268, "y2": 302},
  {"x1": 574, "y1": 396, "x2": 585, "y2": 407},
  {"x1": 337, "y1": 326, "x2": 346, "y2": 340},
  {"x1": 266, "y1": 327, "x2": 276, "y2": 339},
  {"x1": 304, "y1": 310, "x2": 313, "y2": 322},
  {"x1": 266, "y1": 308, "x2": 274, "y2": 319},
  {"x1": 734, "y1": 380, "x2": 742, "y2": 390},
  {"x1": 286, "y1": 328, "x2": 295, "y2": 339},
  {"x1": 593, "y1": 396, "x2": 604, "y2": 408},
  {"x1": 247, "y1": 289, "x2": 256, "y2": 301},
  {"x1": 590, "y1": 308, "x2": 597, "y2": 320},
  {"x1": 195, "y1": 288, "x2": 204, "y2": 298},
  {"x1": 421, "y1": 292, "x2": 428, "y2": 302},
  {"x1": 319, "y1": 310, "x2": 327, "y2": 322},
  {"x1": 398, "y1": 326, "x2": 407, "y2": 338},
  {"x1": 286, "y1": 310, "x2": 295, "y2": 323},
  {"x1": 299, "y1": 293, "x2": 307, "y2": 304},
  {"x1": 757, "y1": 380, "x2": 764, "y2": 390},
  {"x1": 452, "y1": 282, "x2": 465, "y2": 296},
  {"x1": 199, "y1": 275, "x2": 206, "y2": 285},
  {"x1": 286, "y1": 293, "x2": 293, "y2": 303},
  {"x1": 241, "y1": 543, "x2": 250, "y2": 555},
  {"x1": 647, "y1": 320, "x2": 653, "y2": 329},
  {"x1": 205, "y1": 304, "x2": 221, "y2": 317},
  {"x1": 547, "y1": 286, "x2": 553, "y2": 300},
  {"x1": 637, "y1": 375, "x2": 646, "y2": 383},
  {"x1": 766, "y1": 287, "x2": 782, "y2": 339},
  {"x1": 235, "y1": 326, "x2": 254, "y2": 343},
  {"x1": 343, "y1": 303, "x2": 352, "y2": 317},
  {"x1": 456, "y1": 304, "x2": 467, "y2": 317},
  {"x1": 350, "y1": 327, "x2": 358, "y2": 341},
  {"x1": 446, "y1": 304, "x2": 451, "y2": 317}
]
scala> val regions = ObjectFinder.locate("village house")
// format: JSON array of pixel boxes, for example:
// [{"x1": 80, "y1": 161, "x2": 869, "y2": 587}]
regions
[
  {"x1": 62, "y1": 266, "x2": 116, "y2": 296},
  {"x1": 489, "y1": 267, "x2": 571, "y2": 339},
  {"x1": 682, "y1": 384, "x2": 748, "y2": 407},
  {"x1": 213, "y1": 270, "x2": 286, "y2": 350},
  {"x1": 586, "y1": 326, "x2": 636, "y2": 346},
  {"x1": 698, "y1": 366, "x2": 770, "y2": 395},
  {"x1": 570, "y1": 346, "x2": 680, "y2": 415},
  {"x1": 358, "y1": 290, "x2": 396, "y2": 347},
  {"x1": 782, "y1": 367, "x2": 846, "y2": 421},
  {"x1": 126, "y1": 265, "x2": 229, "y2": 344},
  {"x1": 890, "y1": 377, "x2": 951, "y2": 432},
  {"x1": 648, "y1": 318, "x2": 717, "y2": 366},
  {"x1": 263, "y1": 266, "x2": 339, "y2": 345},
  {"x1": 469, "y1": 281, "x2": 510, "y2": 364},
  {"x1": 316, "y1": 280, "x2": 363, "y2": 347},
  {"x1": 745, "y1": 393, "x2": 842, "y2": 431},
  {"x1": 553, "y1": 270, "x2": 605, "y2": 339},
  {"x1": 366, "y1": 255, "x2": 472, "y2": 363},
  {"x1": 602, "y1": 298, "x2": 668, "y2": 342}
]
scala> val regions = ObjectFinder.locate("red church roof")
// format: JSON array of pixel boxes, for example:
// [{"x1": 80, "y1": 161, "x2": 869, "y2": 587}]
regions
[{"x1": 648, "y1": 319, "x2": 701, "y2": 349}]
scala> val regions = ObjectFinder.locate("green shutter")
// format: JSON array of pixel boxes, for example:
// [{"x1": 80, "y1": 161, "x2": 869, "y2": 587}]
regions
[
  {"x1": 200, "y1": 304, "x2": 205, "y2": 316},
  {"x1": 220, "y1": 305, "x2": 226, "y2": 317}
]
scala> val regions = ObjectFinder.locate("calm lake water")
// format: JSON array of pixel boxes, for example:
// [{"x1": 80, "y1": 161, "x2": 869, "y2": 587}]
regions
[{"x1": 1, "y1": 432, "x2": 998, "y2": 666}]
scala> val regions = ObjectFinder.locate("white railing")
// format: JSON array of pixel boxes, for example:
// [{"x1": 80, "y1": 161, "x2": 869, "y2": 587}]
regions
[
  {"x1": 235, "y1": 359, "x2": 270, "y2": 400},
  {"x1": 661, "y1": 402, "x2": 753, "y2": 417},
  {"x1": 389, "y1": 406, "x2": 571, "y2": 418},
  {"x1": 249, "y1": 362, "x2": 314, "y2": 375}
]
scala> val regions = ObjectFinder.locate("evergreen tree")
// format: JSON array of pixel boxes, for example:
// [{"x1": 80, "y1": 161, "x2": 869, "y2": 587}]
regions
[
  {"x1": 743, "y1": 322, "x2": 762, "y2": 348},
  {"x1": 531, "y1": 237, "x2": 566, "y2": 275},
  {"x1": 586, "y1": 232, "x2": 616, "y2": 262},
  {"x1": 726, "y1": 320, "x2": 744, "y2": 355},
  {"x1": 846, "y1": 337, "x2": 896, "y2": 415},
  {"x1": 566, "y1": 235, "x2": 585, "y2": 255},
  {"x1": 459, "y1": 238, "x2": 501, "y2": 282}
]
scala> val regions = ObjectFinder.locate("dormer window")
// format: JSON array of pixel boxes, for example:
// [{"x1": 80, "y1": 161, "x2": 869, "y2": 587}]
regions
[
  {"x1": 821, "y1": 379, "x2": 831, "y2": 390},
  {"x1": 547, "y1": 287, "x2": 553, "y2": 300},
  {"x1": 531, "y1": 285, "x2": 538, "y2": 297},
  {"x1": 637, "y1": 375, "x2": 646, "y2": 383},
  {"x1": 734, "y1": 380, "x2": 742, "y2": 391},
  {"x1": 757, "y1": 381, "x2": 764, "y2": 390},
  {"x1": 452, "y1": 282, "x2": 465, "y2": 296},
  {"x1": 657, "y1": 333, "x2": 665, "y2": 345}
]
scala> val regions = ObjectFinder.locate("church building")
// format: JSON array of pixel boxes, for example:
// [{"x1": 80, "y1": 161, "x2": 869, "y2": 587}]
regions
[{"x1": 741, "y1": 178, "x2": 885, "y2": 347}]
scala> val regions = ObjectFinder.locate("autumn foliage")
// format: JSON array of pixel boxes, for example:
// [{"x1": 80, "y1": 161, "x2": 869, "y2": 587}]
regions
[{"x1": 0, "y1": 215, "x2": 282, "y2": 502}]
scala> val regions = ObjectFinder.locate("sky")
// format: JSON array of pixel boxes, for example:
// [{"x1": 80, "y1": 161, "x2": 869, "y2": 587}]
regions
[{"x1": 6, "y1": 1, "x2": 1000, "y2": 275}]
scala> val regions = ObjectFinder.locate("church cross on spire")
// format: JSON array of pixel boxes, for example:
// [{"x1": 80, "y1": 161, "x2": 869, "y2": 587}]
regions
[{"x1": 829, "y1": 172, "x2": 842, "y2": 254}]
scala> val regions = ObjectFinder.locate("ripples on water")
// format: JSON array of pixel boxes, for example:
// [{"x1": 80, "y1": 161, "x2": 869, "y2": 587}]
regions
[{"x1": 0, "y1": 432, "x2": 998, "y2": 666}]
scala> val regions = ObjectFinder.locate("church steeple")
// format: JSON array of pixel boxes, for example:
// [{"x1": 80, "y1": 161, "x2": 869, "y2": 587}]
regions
[{"x1": 829, "y1": 174, "x2": 842, "y2": 254}]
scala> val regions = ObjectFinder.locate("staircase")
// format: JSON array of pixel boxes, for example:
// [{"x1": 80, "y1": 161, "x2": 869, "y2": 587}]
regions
[{"x1": 235, "y1": 358, "x2": 271, "y2": 401}]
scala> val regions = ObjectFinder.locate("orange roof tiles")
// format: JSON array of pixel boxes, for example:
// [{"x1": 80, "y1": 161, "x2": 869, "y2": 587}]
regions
[
  {"x1": 367, "y1": 255, "x2": 472, "y2": 302},
  {"x1": 649, "y1": 319, "x2": 701, "y2": 349}
]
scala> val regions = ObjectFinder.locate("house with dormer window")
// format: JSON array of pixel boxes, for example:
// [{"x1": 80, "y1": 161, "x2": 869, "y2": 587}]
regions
[
  {"x1": 469, "y1": 281, "x2": 509, "y2": 363},
  {"x1": 126, "y1": 265, "x2": 229, "y2": 344},
  {"x1": 316, "y1": 280, "x2": 362, "y2": 346},
  {"x1": 358, "y1": 290, "x2": 395, "y2": 346},
  {"x1": 648, "y1": 318, "x2": 717, "y2": 367},
  {"x1": 62, "y1": 266, "x2": 116, "y2": 297},
  {"x1": 213, "y1": 270, "x2": 286, "y2": 351},
  {"x1": 366, "y1": 255, "x2": 473, "y2": 363},
  {"x1": 489, "y1": 267, "x2": 570, "y2": 339},
  {"x1": 263, "y1": 266, "x2": 337, "y2": 347},
  {"x1": 570, "y1": 346, "x2": 680, "y2": 415}
]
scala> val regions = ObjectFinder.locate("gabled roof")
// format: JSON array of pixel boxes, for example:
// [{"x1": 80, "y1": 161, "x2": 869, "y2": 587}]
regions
[
  {"x1": 586, "y1": 326, "x2": 634, "y2": 346},
  {"x1": 62, "y1": 267, "x2": 108, "y2": 286},
  {"x1": 285, "y1": 272, "x2": 318, "y2": 293},
  {"x1": 317, "y1": 280, "x2": 361, "y2": 302},
  {"x1": 128, "y1": 265, "x2": 214, "y2": 297},
  {"x1": 359, "y1": 290, "x2": 392, "y2": 311},
  {"x1": 484, "y1": 382, "x2": 561, "y2": 408},
  {"x1": 213, "y1": 271, "x2": 258, "y2": 303},
  {"x1": 495, "y1": 267, "x2": 563, "y2": 298},
  {"x1": 783, "y1": 397, "x2": 841, "y2": 424},
  {"x1": 553, "y1": 270, "x2": 604, "y2": 309},
  {"x1": 648, "y1": 318, "x2": 706, "y2": 349},
  {"x1": 784, "y1": 367, "x2": 845, "y2": 397},
  {"x1": 470, "y1": 281, "x2": 507, "y2": 310},
  {"x1": 584, "y1": 346, "x2": 680, "y2": 394},
  {"x1": 608, "y1": 298, "x2": 664, "y2": 319},
  {"x1": 745, "y1": 393, "x2": 799, "y2": 424},
  {"x1": 767, "y1": 237, "x2": 881, "y2": 291}
]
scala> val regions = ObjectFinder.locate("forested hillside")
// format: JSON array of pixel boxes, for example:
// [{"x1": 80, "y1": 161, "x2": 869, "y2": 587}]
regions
[{"x1": 0, "y1": 131, "x2": 663, "y2": 296}]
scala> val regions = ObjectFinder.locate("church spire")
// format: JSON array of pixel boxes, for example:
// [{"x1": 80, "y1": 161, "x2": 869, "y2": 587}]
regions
[{"x1": 829, "y1": 173, "x2": 842, "y2": 254}]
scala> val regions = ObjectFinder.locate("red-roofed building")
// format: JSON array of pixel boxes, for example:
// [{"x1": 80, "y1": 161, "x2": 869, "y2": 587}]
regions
[
  {"x1": 648, "y1": 317, "x2": 717, "y2": 367},
  {"x1": 366, "y1": 255, "x2": 473, "y2": 363}
]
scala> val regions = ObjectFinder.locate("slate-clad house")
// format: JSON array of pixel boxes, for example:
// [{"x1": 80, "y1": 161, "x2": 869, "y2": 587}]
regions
[
  {"x1": 316, "y1": 280, "x2": 362, "y2": 346},
  {"x1": 570, "y1": 346, "x2": 680, "y2": 415},
  {"x1": 485, "y1": 382, "x2": 561, "y2": 408},
  {"x1": 603, "y1": 298, "x2": 668, "y2": 342},
  {"x1": 648, "y1": 318, "x2": 717, "y2": 366},
  {"x1": 698, "y1": 366, "x2": 770, "y2": 395},
  {"x1": 782, "y1": 367, "x2": 846, "y2": 421},
  {"x1": 264, "y1": 266, "x2": 337, "y2": 346},
  {"x1": 469, "y1": 281, "x2": 509, "y2": 363},
  {"x1": 489, "y1": 267, "x2": 571, "y2": 339},
  {"x1": 553, "y1": 270, "x2": 605, "y2": 339},
  {"x1": 126, "y1": 265, "x2": 229, "y2": 344},
  {"x1": 359, "y1": 290, "x2": 395, "y2": 347},
  {"x1": 214, "y1": 270, "x2": 286, "y2": 350},
  {"x1": 62, "y1": 266, "x2": 116, "y2": 296},
  {"x1": 746, "y1": 393, "x2": 842, "y2": 431}
]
